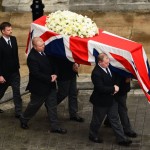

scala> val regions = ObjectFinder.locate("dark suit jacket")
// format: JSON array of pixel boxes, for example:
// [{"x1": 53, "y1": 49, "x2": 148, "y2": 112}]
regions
[
  {"x1": 47, "y1": 55, "x2": 77, "y2": 81},
  {"x1": 90, "y1": 65, "x2": 118, "y2": 107},
  {"x1": 116, "y1": 76, "x2": 131, "y2": 96},
  {"x1": 0, "y1": 36, "x2": 20, "y2": 79},
  {"x1": 26, "y1": 48, "x2": 57, "y2": 96}
]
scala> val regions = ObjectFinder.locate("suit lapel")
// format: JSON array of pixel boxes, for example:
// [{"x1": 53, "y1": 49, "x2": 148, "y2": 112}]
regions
[
  {"x1": 97, "y1": 65, "x2": 113, "y2": 80},
  {"x1": 1, "y1": 36, "x2": 14, "y2": 50},
  {"x1": 98, "y1": 65, "x2": 109, "y2": 76},
  {"x1": 33, "y1": 50, "x2": 49, "y2": 64},
  {"x1": 1, "y1": 36, "x2": 8, "y2": 46}
]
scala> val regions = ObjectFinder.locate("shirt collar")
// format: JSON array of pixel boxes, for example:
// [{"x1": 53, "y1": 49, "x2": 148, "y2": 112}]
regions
[
  {"x1": 3, "y1": 36, "x2": 10, "y2": 43},
  {"x1": 98, "y1": 64, "x2": 107, "y2": 72},
  {"x1": 39, "y1": 51, "x2": 45, "y2": 55}
]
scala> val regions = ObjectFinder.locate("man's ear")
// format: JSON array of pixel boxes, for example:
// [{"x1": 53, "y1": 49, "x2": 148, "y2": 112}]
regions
[
  {"x1": 98, "y1": 61, "x2": 101, "y2": 64},
  {"x1": 33, "y1": 45, "x2": 36, "y2": 50},
  {"x1": 1, "y1": 29, "x2": 4, "y2": 34}
]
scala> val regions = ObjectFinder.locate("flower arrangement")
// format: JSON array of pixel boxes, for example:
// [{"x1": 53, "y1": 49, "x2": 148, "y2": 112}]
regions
[{"x1": 45, "y1": 10, "x2": 99, "y2": 38}]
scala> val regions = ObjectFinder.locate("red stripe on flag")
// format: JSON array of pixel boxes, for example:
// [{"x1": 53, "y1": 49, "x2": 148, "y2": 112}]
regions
[
  {"x1": 40, "y1": 31, "x2": 59, "y2": 42},
  {"x1": 70, "y1": 36, "x2": 91, "y2": 65},
  {"x1": 91, "y1": 29, "x2": 142, "y2": 52},
  {"x1": 33, "y1": 15, "x2": 47, "y2": 26},
  {"x1": 137, "y1": 79, "x2": 150, "y2": 103},
  {"x1": 110, "y1": 53, "x2": 136, "y2": 77},
  {"x1": 144, "y1": 92, "x2": 150, "y2": 103},
  {"x1": 132, "y1": 48, "x2": 150, "y2": 89}
]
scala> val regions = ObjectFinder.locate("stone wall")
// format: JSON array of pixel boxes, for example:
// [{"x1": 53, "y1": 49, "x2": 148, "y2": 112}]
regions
[
  {"x1": 70, "y1": 0, "x2": 150, "y2": 12},
  {"x1": 2, "y1": 0, "x2": 150, "y2": 12}
]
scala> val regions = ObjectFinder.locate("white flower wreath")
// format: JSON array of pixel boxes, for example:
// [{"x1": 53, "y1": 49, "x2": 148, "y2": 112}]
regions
[{"x1": 45, "y1": 10, "x2": 99, "y2": 38}]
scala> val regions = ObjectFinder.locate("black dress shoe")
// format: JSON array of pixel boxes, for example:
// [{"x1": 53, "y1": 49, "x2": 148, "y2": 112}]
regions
[
  {"x1": 20, "y1": 122, "x2": 29, "y2": 129},
  {"x1": 0, "y1": 109, "x2": 4, "y2": 113},
  {"x1": 15, "y1": 114, "x2": 21, "y2": 119},
  {"x1": 89, "y1": 136, "x2": 103, "y2": 143},
  {"x1": 118, "y1": 139, "x2": 132, "y2": 146},
  {"x1": 70, "y1": 116, "x2": 84, "y2": 122},
  {"x1": 20, "y1": 118, "x2": 29, "y2": 129},
  {"x1": 51, "y1": 128, "x2": 67, "y2": 134},
  {"x1": 125, "y1": 131, "x2": 137, "y2": 138}
]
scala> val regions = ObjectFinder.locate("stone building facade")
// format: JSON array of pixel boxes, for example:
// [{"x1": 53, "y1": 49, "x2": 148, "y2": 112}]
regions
[{"x1": 2, "y1": 0, "x2": 150, "y2": 12}]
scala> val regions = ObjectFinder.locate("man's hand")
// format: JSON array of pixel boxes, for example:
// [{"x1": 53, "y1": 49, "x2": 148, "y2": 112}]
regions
[
  {"x1": 113, "y1": 85, "x2": 119, "y2": 94},
  {"x1": 0, "y1": 76, "x2": 6, "y2": 84},
  {"x1": 51, "y1": 75, "x2": 57, "y2": 82},
  {"x1": 125, "y1": 78, "x2": 131, "y2": 83},
  {"x1": 73, "y1": 63, "x2": 79, "y2": 73}
]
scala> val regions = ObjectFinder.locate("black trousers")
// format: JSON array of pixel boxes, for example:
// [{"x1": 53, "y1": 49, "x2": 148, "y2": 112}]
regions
[
  {"x1": 57, "y1": 76, "x2": 78, "y2": 117},
  {"x1": 104, "y1": 94, "x2": 134, "y2": 133},
  {"x1": 116, "y1": 94, "x2": 133, "y2": 133},
  {"x1": 0, "y1": 71, "x2": 22, "y2": 115},
  {"x1": 21, "y1": 89, "x2": 60, "y2": 130},
  {"x1": 89, "y1": 100, "x2": 127, "y2": 142}
]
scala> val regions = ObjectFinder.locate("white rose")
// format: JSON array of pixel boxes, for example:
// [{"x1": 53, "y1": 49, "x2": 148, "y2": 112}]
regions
[{"x1": 45, "y1": 10, "x2": 99, "y2": 38}]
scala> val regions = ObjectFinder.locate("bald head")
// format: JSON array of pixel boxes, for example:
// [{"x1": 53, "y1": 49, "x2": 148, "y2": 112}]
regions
[
  {"x1": 32, "y1": 37, "x2": 45, "y2": 52},
  {"x1": 97, "y1": 53, "x2": 110, "y2": 68},
  {"x1": 97, "y1": 53, "x2": 107, "y2": 62}
]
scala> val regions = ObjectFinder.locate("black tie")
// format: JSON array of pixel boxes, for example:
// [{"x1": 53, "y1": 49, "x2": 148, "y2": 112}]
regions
[
  {"x1": 106, "y1": 68, "x2": 111, "y2": 77},
  {"x1": 8, "y1": 40, "x2": 11, "y2": 47},
  {"x1": 41, "y1": 52, "x2": 45, "y2": 56}
]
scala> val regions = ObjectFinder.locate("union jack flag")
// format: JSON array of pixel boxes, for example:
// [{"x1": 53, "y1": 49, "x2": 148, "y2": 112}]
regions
[{"x1": 26, "y1": 16, "x2": 150, "y2": 102}]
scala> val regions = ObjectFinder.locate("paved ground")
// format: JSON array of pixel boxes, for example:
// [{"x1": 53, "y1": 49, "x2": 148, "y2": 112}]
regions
[{"x1": 0, "y1": 89, "x2": 150, "y2": 150}]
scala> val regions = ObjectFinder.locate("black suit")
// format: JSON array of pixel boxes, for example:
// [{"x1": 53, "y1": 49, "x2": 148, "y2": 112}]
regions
[
  {"x1": 89, "y1": 65, "x2": 128, "y2": 143},
  {"x1": 21, "y1": 48, "x2": 60, "y2": 130},
  {"x1": 115, "y1": 76, "x2": 135, "y2": 133},
  {"x1": 48, "y1": 56, "x2": 79, "y2": 118},
  {"x1": 0, "y1": 36, "x2": 20, "y2": 78},
  {"x1": 26, "y1": 49, "x2": 57, "y2": 96},
  {"x1": 0, "y1": 36, "x2": 22, "y2": 115},
  {"x1": 90, "y1": 65, "x2": 116, "y2": 107}
]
